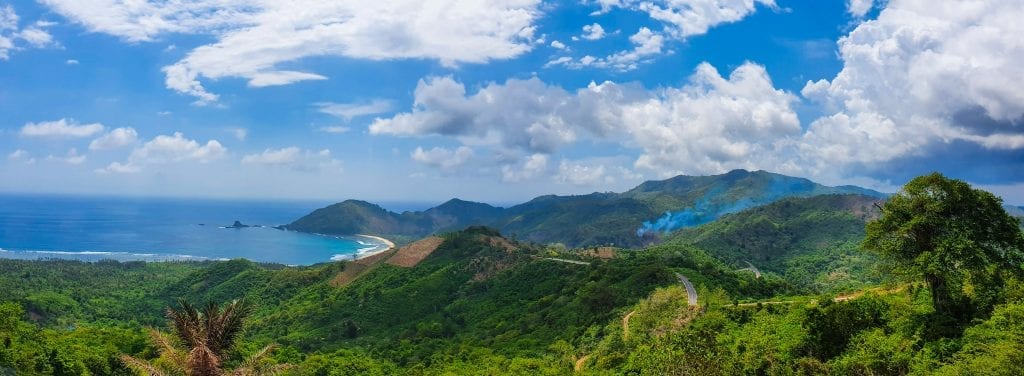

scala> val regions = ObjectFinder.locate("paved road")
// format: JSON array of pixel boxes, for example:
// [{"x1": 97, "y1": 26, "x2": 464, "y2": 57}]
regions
[
  {"x1": 676, "y1": 273, "x2": 698, "y2": 306},
  {"x1": 736, "y1": 261, "x2": 762, "y2": 279},
  {"x1": 541, "y1": 257, "x2": 591, "y2": 265}
]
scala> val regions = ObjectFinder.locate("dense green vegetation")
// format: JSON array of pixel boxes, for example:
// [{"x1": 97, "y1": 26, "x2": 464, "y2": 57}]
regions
[
  {"x1": 1, "y1": 173, "x2": 1021, "y2": 375},
  {"x1": 672, "y1": 194, "x2": 885, "y2": 293},
  {"x1": 284, "y1": 169, "x2": 882, "y2": 248}
]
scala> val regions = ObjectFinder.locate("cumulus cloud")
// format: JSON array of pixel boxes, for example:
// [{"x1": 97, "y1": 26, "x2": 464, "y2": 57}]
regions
[
  {"x1": 626, "y1": 62, "x2": 801, "y2": 175},
  {"x1": 241, "y1": 147, "x2": 343, "y2": 172},
  {"x1": 501, "y1": 153, "x2": 548, "y2": 182},
  {"x1": 798, "y1": 0, "x2": 1024, "y2": 180},
  {"x1": 593, "y1": 0, "x2": 776, "y2": 39},
  {"x1": 97, "y1": 132, "x2": 226, "y2": 173},
  {"x1": 372, "y1": 61, "x2": 797, "y2": 180},
  {"x1": 411, "y1": 146, "x2": 474, "y2": 174},
  {"x1": 0, "y1": 5, "x2": 56, "y2": 59},
  {"x1": 847, "y1": 0, "x2": 874, "y2": 18},
  {"x1": 547, "y1": 27, "x2": 664, "y2": 70},
  {"x1": 550, "y1": 40, "x2": 567, "y2": 50},
  {"x1": 20, "y1": 118, "x2": 105, "y2": 138},
  {"x1": 316, "y1": 100, "x2": 394, "y2": 121},
  {"x1": 42, "y1": 1, "x2": 542, "y2": 103},
  {"x1": 581, "y1": 23, "x2": 606, "y2": 40},
  {"x1": 557, "y1": 159, "x2": 608, "y2": 185},
  {"x1": 368, "y1": 74, "x2": 643, "y2": 158},
  {"x1": 89, "y1": 127, "x2": 138, "y2": 150}
]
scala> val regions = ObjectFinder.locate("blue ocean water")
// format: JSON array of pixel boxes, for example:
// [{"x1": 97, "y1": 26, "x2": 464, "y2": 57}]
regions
[{"x1": 0, "y1": 194, "x2": 381, "y2": 265}]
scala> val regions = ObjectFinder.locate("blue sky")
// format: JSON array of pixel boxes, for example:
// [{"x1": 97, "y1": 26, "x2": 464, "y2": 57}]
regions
[{"x1": 1, "y1": 0, "x2": 1022, "y2": 205}]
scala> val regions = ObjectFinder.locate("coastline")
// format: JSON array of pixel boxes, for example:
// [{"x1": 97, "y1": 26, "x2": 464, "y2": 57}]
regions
[{"x1": 345, "y1": 234, "x2": 395, "y2": 261}]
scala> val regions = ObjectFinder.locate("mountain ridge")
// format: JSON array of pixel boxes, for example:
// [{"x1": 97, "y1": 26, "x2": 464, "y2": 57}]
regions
[{"x1": 283, "y1": 169, "x2": 886, "y2": 248}]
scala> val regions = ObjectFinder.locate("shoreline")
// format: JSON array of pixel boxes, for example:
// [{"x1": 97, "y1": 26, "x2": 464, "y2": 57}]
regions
[{"x1": 350, "y1": 234, "x2": 396, "y2": 260}]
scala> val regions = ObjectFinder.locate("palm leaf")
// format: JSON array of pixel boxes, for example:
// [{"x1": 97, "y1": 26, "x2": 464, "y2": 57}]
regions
[{"x1": 120, "y1": 355, "x2": 171, "y2": 376}]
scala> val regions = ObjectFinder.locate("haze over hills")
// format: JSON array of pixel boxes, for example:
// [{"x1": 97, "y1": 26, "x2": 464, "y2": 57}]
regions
[{"x1": 283, "y1": 169, "x2": 886, "y2": 248}]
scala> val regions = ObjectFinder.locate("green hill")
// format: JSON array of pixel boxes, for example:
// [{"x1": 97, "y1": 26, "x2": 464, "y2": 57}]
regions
[
  {"x1": 670, "y1": 194, "x2": 885, "y2": 292},
  {"x1": 284, "y1": 170, "x2": 884, "y2": 248}
]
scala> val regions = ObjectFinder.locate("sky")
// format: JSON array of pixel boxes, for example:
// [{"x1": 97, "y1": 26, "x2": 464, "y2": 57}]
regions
[{"x1": 1, "y1": 0, "x2": 1022, "y2": 205}]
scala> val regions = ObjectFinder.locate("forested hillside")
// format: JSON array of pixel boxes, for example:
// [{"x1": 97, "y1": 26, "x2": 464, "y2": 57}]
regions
[
  {"x1": 1, "y1": 175, "x2": 1021, "y2": 375},
  {"x1": 284, "y1": 169, "x2": 883, "y2": 248}
]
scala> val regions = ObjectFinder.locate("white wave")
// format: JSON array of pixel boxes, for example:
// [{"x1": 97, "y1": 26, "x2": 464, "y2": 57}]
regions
[{"x1": 0, "y1": 248, "x2": 212, "y2": 261}]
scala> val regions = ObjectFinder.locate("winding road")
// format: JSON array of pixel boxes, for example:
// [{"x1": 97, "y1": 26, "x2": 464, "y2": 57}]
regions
[
  {"x1": 736, "y1": 261, "x2": 762, "y2": 279},
  {"x1": 540, "y1": 257, "x2": 591, "y2": 265},
  {"x1": 676, "y1": 273, "x2": 698, "y2": 306}
]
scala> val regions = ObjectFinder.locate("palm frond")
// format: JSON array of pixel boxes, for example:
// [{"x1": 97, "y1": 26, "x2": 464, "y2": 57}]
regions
[
  {"x1": 186, "y1": 344, "x2": 222, "y2": 376},
  {"x1": 208, "y1": 299, "x2": 251, "y2": 357},
  {"x1": 146, "y1": 328, "x2": 187, "y2": 370},
  {"x1": 167, "y1": 299, "x2": 204, "y2": 350},
  {"x1": 120, "y1": 355, "x2": 171, "y2": 376}
]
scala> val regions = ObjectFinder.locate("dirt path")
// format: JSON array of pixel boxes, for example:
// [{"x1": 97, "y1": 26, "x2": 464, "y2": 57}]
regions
[
  {"x1": 622, "y1": 310, "x2": 637, "y2": 340},
  {"x1": 574, "y1": 355, "x2": 590, "y2": 372},
  {"x1": 729, "y1": 285, "x2": 909, "y2": 307}
]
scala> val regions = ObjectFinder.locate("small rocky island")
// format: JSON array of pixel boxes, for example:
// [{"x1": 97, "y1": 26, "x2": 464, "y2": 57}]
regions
[{"x1": 225, "y1": 220, "x2": 251, "y2": 228}]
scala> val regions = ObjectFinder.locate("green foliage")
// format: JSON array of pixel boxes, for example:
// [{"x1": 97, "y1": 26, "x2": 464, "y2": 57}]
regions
[
  {"x1": 864, "y1": 172, "x2": 1024, "y2": 321},
  {"x1": 673, "y1": 194, "x2": 885, "y2": 293}
]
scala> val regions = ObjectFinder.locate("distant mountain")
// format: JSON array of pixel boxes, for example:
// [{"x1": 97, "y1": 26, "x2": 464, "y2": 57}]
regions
[
  {"x1": 1004, "y1": 205, "x2": 1024, "y2": 218},
  {"x1": 670, "y1": 194, "x2": 885, "y2": 292},
  {"x1": 283, "y1": 169, "x2": 886, "y2": 248}
]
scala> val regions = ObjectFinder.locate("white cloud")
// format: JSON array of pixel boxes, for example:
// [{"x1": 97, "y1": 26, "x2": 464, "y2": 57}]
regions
[
  {"x1": 581, "y1": 23, "x2": 605, "y2": 40},
  {"x1": 42, "y1": 1, "x2": 542, "y2": 103},
  {"x1": 550, "y1": 40, "x2": 567, "y2": 49},
  {"x1": 131, "y1": 132, "x2": 226, "y2": 163},
  {"x1": 17, "y1": 27, "x2": 53, "y2": 47},
  {"x1": 411, "y1": 146, "x2": 474, "y2": 173},
  {"x1": 7, "y1": 149, "x2": 34, "y2": 164},
  {"x1": 595, "y1": 0, "x2": 776, "y2": 39},
  {"x1": 231, "y1": 127, "x2": 248, "y2": 141},
  {"x1": 0, "y1": 6, "x2": 56, "y2": 59},
  {"x1": 319, "y1": 126, "x2": 351, "y2": 134},
  {"x1": 369, "y1": 76, "x2": 604, "y2": 154},
  {"x1": 95, "y1": 161, "x2": 138, "y2": 174},
  {"x1": 626, "y1": 62, "x2": 800, "y2": 175},
  {"x1": 547, "y1": 27, "x2": 664, "y2": 70},
  {"x1": 241, "y1": 146, "x2": 343, "y2": 172},
  {"x1": 798, "y1": 0, "x2": 1024, "y2": 177},
  {"x1": 847, "y1": 0, "x2": 874, "y2": 18},
  {"x1": 20, "y1": 118, "x2": 105, "y2": 138},
  {"x1": 371, "y1": 61, "x2": 800, "y2": 181},
  {"x1": 501, "y1": 153, "x2": 548, "y2": 182},
  {"x1": 242, "y1": 147, "x2": 300, "y2": 166},
  {"x1": 65, "y1": 59, "x2": 78, "y2": 65},
  {"x1": 89, "y1": 127, "x2": 138, "y2": 150},
  {"x1": 47, "y1": 148, "x2": 86, "y2": 165},
  {"x1": 557, "y1": 159, "x2": 608, "y2": 185},
  {"x1": 98, "y1": 132, "x2": 226, "y2": 173},
  {"x1": 316, "y1": 100, "x2": 393, "y2": 121}
]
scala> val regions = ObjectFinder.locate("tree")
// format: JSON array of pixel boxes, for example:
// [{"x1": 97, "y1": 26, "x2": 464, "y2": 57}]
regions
[
  {"x1": 863, "y1": 173, "x2": 1024, "y2": 321},
  {"x1": 121, "y1": 299, "x2": 286, "y2": 376}
]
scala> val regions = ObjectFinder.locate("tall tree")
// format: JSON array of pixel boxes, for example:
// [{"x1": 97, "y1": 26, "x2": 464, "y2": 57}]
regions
[{"x1": 863, "y1": 173, "x2": 1024, "y2": 320}]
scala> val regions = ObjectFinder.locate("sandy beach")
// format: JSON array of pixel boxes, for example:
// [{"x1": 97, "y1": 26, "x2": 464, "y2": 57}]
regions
[{"x1": 354, "y1": 234, "x2": 396, "y2": 259}]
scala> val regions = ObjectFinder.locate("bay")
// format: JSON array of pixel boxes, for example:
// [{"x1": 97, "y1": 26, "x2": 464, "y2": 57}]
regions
[{"x1": 0, "y1": 194, "x2": 383, "y2": 265}]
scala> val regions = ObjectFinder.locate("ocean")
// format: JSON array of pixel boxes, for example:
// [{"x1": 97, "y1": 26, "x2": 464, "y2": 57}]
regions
[{"x1": 0, "y1": 194, "x2": 386, "y2": 265}]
